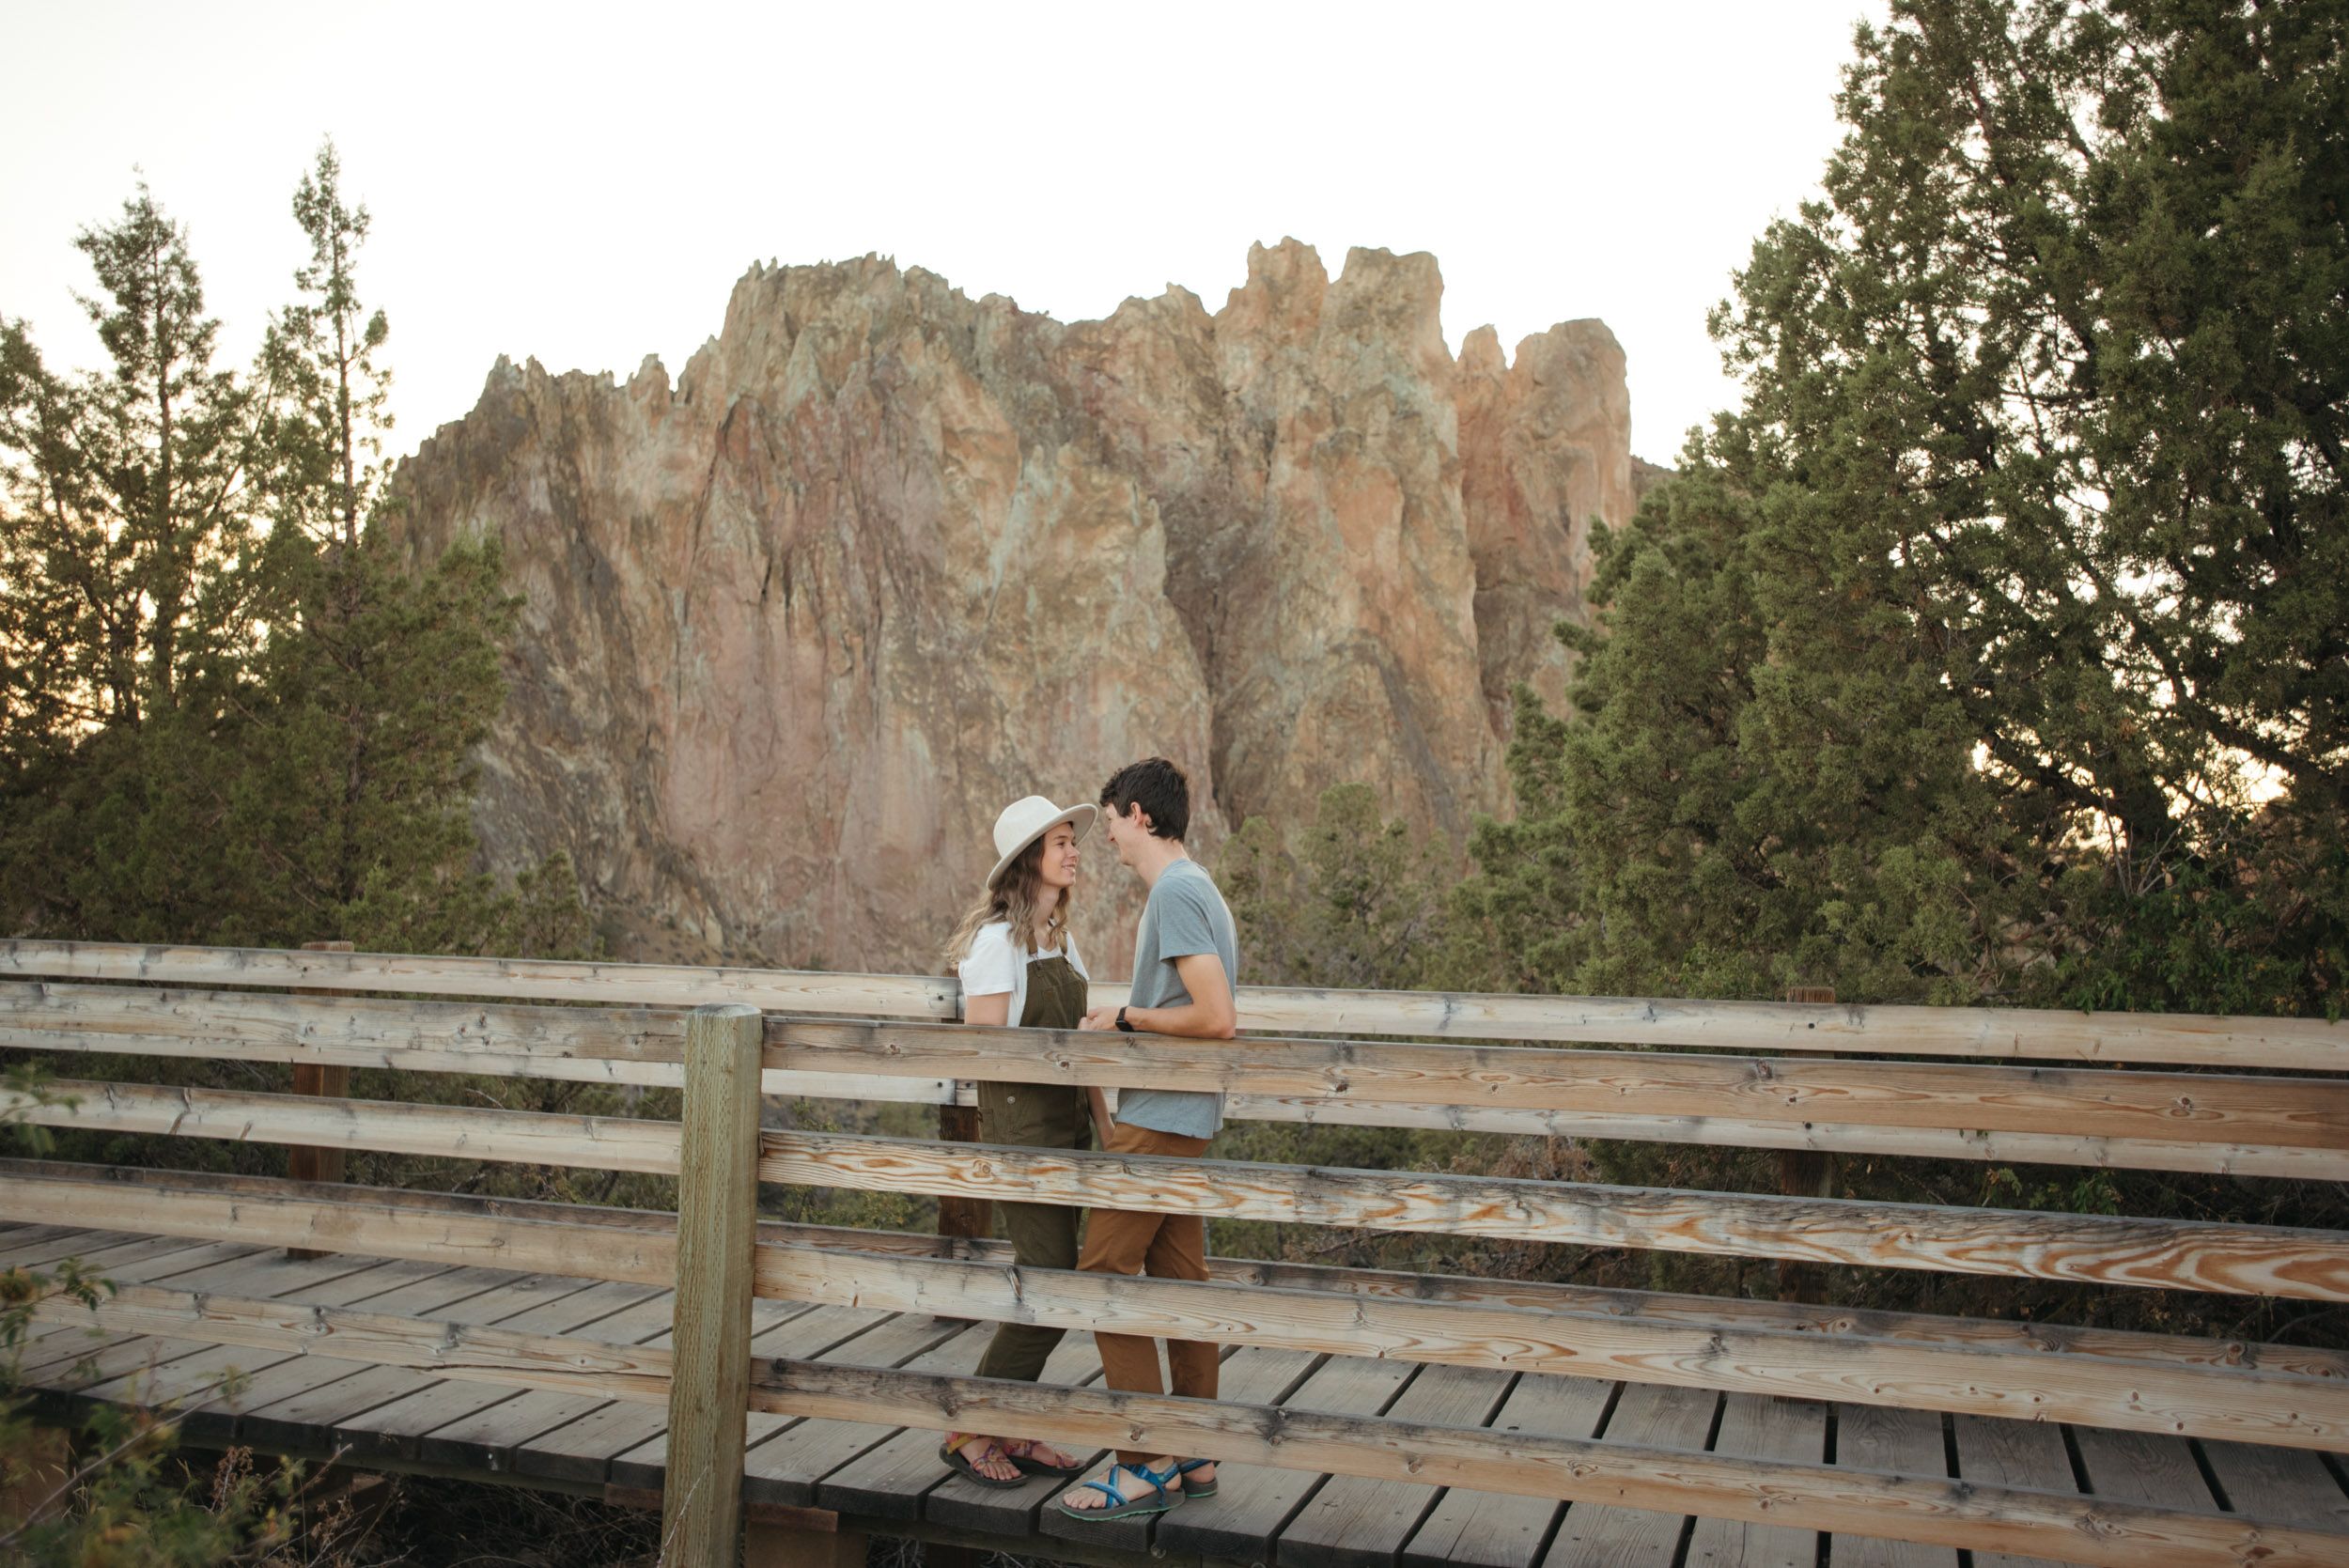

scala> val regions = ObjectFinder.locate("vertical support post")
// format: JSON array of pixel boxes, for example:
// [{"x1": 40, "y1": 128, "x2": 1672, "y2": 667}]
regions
[
  {"x1": 663, "y1": 1001, "x2": 764, "y2": 1567},
  {"x1": 288, "y1": 939, "x2": 356, "y2": 1261},
  {"x1": 935, "y1": 1094, "x2": 992, "y2": 1253},
  {"x1": 936, "y1": 990, "x2": 992, "y2": 1254},
  {"x1": 1778, "y1": 985, "x2": 1838, "y2": 1305}
]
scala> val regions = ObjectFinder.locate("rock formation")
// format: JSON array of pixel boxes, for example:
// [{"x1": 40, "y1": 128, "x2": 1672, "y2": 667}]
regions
[{"x1": 388, "y1": 241, "x2": 1638, "y2": 974}]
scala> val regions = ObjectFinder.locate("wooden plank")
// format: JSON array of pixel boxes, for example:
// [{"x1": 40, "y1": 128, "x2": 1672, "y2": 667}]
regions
[
  {"x1": 8, "y1": 1159, "x2": 2340, "y2": 1455},
  {"x1": 2201, "y1": 1439, "x2": 2349, "y2": 1530},
  {"x1": 2, "y1": 981, "x2": 950, "y2": 1105},
  {"x1": 1830, "y1": 1405, "x2": 1956, "y2": 1568},
  {"x1": 817, "y1": 1328, "x2": 1108, "y2": 1524},
  {"x1": 1404, "y1": 1374, "x2": 1616, "y2": 1568},
  {"x1": 10, "y1": 1238, "x2": 267, "y2": 1382},
  {"x1": 29, "y1": 1155, "x2": 2349, "y2": 1380},
  {"x1": 754, "y1": 1129, "x2": 2349, "y2": 1303},
  {"x1": 16, "y1": 1161, "x2": 2349, "y2": 1443},
  {"x1": 413, "y1": 1282, "x2": 673, "y2": 1470},
  {"x1": 1280, "y1": 1363, "x2": 1517, "y2": 1568},
  {"x1": 0, "y1": 940, "x2": 959, "y2": 1019},
  {"x1": 769, "y1": 1018, "x2": 2349, "y2": 1151},
  {"x1": 28, "y1": 1088, "x2": 2341, "y2": 1300},
  {"x1": 661, "y1": 1001, "x2": 765, "y2": 1568},
  {"x1": 11, "y1": 939, "x2": 2344, "y2": 1071},
  {"x1": 747, "y1": 1230, "x2": 2349, "y2": 1450},
  {"x1": 537, "y1": 1302, "x2": 907, "y2": 1493},
  {"x1": 1155, "y1": 1353, "x2": 1417, "y2": 1562},
  {"x1": 1542, "y1": 1384, "x2": 1720, "y2": 1567},
  {"x1": 2071, "y1": 1425, "x2": 2216, "y2": 1511},
  {"x1": 1951, "y1": 1415, "x2": 2080, "y2": 1568},
  {"x1": 327, "y1": 1274, "x2": 620, "y2": 1461},
  {"x1": 20, "y1": 1279, "x2": 2343, "y2": 1567},
  {"x1": 41, "y1": 975, "x2": 2341, "y2": 1164},
  {"x1": 1686, "y1": 1395, "x2": 1828, "y2": 1568},
  {"x1": 1211, "y1": 1095, "x2": 2349, "y2": 1180},
  {"x1": 742, "y1": 1312, "x2": 985, "y2": 1508},
  {"x1": 919, "y1": 1330, "x2": 1115, "y2": 1538},
  {"x1": 600, "y1": 1301, "x2": 837, "y2": 1492},
  {"x1": 30, "y1": 1248, "x2": 438, "y2": 1433},
  {"x1": 783, "y1": 1322, "x2": 1000, "y2": 1512}
]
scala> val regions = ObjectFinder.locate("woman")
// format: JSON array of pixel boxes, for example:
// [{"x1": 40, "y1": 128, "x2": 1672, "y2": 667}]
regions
[{"x1": 937, "y1": 794, "x2": 1099, "y2": 1488}]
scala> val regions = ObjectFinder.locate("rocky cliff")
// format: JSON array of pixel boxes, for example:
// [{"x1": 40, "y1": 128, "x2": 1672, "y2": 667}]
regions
[{"x1": 388, "y1": 241, "x2": 1636, "y2": 974}]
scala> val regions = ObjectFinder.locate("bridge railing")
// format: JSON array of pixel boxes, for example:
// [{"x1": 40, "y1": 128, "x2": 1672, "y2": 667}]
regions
[{"x1": 2, "y1": 939, "x2": 2345, "y2": 1567}]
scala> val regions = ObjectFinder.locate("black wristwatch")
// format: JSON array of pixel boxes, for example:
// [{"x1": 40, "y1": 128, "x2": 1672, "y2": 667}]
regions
[{"x1": 1115, "y1": 1006, "x2": 1135, "y2": 1032}]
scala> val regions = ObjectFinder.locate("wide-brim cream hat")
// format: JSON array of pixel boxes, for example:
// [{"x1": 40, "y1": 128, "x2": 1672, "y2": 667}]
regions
[{"x1": 987, "y1": 795, "x2": 1098, "y2": 889}]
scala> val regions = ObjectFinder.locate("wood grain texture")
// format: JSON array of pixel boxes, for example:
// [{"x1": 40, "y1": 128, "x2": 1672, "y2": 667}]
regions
[
  {"x1": 749, "y1": 1361, "x2": 2349, "y2": 1567},
  {"x1": 8, "y1": 940, "x2": 2342, "y2": 1069},
  {"x1": 41, "y1": 1085, "x2": 2349, "y2": 1303},
  {"x1": 1831, "y1": 1405, "x2": 1957, "y2": 1568},
  {"x1": 1542, "y1": 1382, "x2": 1720, "y2": 1567},
  {"x1": 1684, "y1": 1394, "x2": 1826, "y2": 1568},
  {"x1": 1401, "y1": 1372, "x2": 1611, "y2": 1568},
  {"x1": 0, "y1": 940, "x2": 957, "y2": 1018},
  {"x1": 663, "y1": 1003, "x2": 765, "y2": 1566},
  {"x1": 755, "y1": 1130, "x2": 2349, "y2": 1301},
  {"x1": 13, "y1": 1163, "x2": 2345, "y2": 1404},
  {"x1": 770, "y1": 1018, "x2": 2349, "y2": 1149}
]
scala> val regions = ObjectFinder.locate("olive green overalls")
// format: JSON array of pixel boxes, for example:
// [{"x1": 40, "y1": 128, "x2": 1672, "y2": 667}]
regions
[{"x1": 972, "y1": 953, "x2": 1090, "y2": 1383}]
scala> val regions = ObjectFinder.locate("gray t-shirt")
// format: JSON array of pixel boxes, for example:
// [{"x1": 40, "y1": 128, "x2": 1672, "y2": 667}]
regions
[{"x1": 1117, "y1": 857, "x2": 1238, "y2": 1139}]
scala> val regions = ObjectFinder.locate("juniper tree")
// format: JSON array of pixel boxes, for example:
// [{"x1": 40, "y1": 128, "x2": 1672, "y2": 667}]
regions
[{"x1": 1473, "y1": 0, "x2": 2349, "y2": 1017}]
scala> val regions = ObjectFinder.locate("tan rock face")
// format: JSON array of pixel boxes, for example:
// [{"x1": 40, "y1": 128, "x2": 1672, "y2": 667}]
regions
[{"x1": 388, "y1": 243, "x2": 1637, "y2": 973}]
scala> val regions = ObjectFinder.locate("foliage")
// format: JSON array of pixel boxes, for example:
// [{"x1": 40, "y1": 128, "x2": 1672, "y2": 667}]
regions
[
  {"x1": 1471, "y1": 0, "x2": 2347, "y2": 1018},
  {"x1": 1222, "y1": 784, "x2": 1457, "y2": 991},
  {"x1": 0, "y1": 1067, "x2": 369, "y2": 1565},
  {"x1": 0, "y1": 144, "x2": 589, "y2": 959},
  {"x1": 1444, "y1": 0, "x2": 2349, "y2": 1340}
]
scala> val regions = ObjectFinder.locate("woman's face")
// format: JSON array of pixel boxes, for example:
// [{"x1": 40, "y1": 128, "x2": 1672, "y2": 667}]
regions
[{"x1": 1034, "y1": 822, "x2": 1081, "y2": 893}]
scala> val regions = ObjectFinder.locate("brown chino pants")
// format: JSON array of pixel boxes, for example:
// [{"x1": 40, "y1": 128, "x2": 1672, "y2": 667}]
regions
[{"x1": 1078, "y1": 1120, "x2": 1218, "y2": 1465}]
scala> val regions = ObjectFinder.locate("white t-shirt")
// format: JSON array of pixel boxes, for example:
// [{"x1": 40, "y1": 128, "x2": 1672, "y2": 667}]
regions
[{"x1": 957, "y1": 921, "x2": 1089, "y2": 1027}]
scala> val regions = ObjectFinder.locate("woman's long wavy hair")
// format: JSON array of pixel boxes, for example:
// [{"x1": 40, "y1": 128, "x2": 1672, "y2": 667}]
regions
[{"x1": 943, "y1": 835, "x2": 1073, "y2": 971}]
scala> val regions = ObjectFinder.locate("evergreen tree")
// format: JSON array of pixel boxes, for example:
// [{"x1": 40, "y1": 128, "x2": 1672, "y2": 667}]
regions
[{"x1": 1474, "y1": 0, "x2": 2349, "y2": 1017}]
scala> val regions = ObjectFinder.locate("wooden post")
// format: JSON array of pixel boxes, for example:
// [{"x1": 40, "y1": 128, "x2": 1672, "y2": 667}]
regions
[
  {"x1": 1778, "y1": 986, "x2": 1838, "y2": 1305},
  {"x1": 935, "y1": 1096, "x2": 992, "y2": 1253},
  {"x1": 743, "y1": 1516, "x2": 870, "y2": 1568},
  {"x1": 661, "y1": 1001, "x2": 764, "y2": 1567},
  {"x1": 936, "y1": 986, "x2": 992, "y2": 1255},
  {"x1": 287, "y1": 939, "x2": 356, "y2": 1260}
]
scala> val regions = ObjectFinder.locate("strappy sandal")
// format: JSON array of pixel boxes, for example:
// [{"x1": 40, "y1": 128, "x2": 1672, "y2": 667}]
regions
[
  {"x1": 1002, "y1": 1437, "x2": 1086, "y2": 1478},
  {"x1": 940, "y1": 1433, "x2": 1024, "y2": 1489},
  {"x1": 1176, "y1": 1458, "x2": 1219, "y2": 1498},
  {"x1": 1056, "y1": 1458, "x2": 1185, "y2": 1521}
]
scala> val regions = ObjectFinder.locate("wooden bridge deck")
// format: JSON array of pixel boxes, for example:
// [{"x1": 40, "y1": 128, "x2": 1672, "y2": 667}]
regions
[{"x1": 11, "y1": 1223, "x2": 2346, "y2": 1568}]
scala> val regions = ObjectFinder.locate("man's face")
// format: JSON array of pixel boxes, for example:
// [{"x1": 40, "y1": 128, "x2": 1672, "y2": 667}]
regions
[{"x1": 1101, "y1": 801, "x2": 1150, "y2": 866}]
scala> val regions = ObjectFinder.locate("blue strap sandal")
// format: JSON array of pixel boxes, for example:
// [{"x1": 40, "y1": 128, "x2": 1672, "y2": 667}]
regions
[
  {"x1": 1177, "y1": 1458, "x2": 1219, "y2": 1498},
  {"x1": 1056, "y1": 1458, "x2": 1185, "y2": 1521}
]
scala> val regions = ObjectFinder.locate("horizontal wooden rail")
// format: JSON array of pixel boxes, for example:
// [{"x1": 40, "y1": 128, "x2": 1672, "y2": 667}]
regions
[
  {"x1": 27, "y1": 1284, "x2": 2338, "y2": 1567},
  {"x1": 767, "y1": 1017, "x2": 2349, "y2": 1148},
  {"x1": 13, "y1": 1083, "x2": 2348, "y2": 1298},
  {"x1": 12, "y1": 1160, "x2": 2345, "y2": 1444},
  {"x1": 9, "y1": 983, "x2": 2342, "y2": 1174},
  {"x1": 754, "y1": 1362, "x2": 2346, "y2": 1568},
  {"x1": 8, "y1": 940, "x2": 2342, "y2": 1069},
  {"x1": 0, "y1": 982, "x2": 953, "y2": 1106},
  {"x1": 762, "y1": 1129, "x2": 2349, "y2": 1301},
  {"x1": 19, "y1": 1160, "x2": 2341, "y2": 1381}
]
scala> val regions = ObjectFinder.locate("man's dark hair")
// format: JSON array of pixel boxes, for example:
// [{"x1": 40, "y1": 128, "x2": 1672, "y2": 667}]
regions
[{"x1": 1099, "y1": 756, "x2": 1190, "y2": 841}]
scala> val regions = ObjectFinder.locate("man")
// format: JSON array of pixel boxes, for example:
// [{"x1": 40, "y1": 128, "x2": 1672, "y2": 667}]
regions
[{"x1": 1056, "y1": 756, "x2": 1238, "y2": 1523}]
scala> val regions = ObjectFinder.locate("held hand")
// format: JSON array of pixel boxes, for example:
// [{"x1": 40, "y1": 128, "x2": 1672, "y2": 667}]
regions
[{"x1": 1079, "y1": 1006, "x2": 1116, "y2": 1032}]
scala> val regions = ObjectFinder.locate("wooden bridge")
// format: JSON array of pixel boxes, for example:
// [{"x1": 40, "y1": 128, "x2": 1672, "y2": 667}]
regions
[{"x1": 2, "y1": 939, "x2": 2346, "y2": 1567}]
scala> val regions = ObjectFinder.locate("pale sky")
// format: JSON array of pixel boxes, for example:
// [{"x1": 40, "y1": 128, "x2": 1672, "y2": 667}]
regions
[{"x1": 6, "y1": 0, "x2": 1882, "y2": 471}]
